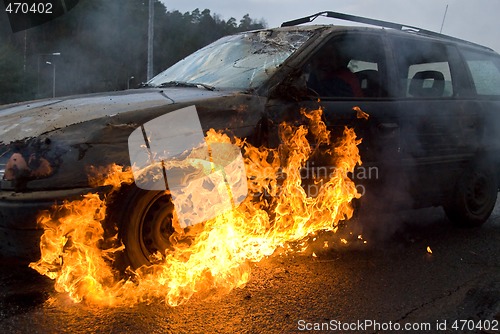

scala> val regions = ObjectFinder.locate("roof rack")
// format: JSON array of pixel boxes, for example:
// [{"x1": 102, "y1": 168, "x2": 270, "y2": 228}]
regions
[{"x1": 281, "y1": 11, "x2": 492, "y2": 51}]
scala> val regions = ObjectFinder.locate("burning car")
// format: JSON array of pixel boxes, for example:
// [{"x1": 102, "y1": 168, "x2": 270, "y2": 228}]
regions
[{"x1": 1, "y1": 11, "x2": 500, "y2": 271}]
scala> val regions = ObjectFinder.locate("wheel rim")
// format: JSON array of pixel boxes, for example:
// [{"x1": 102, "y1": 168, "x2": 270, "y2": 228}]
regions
[
  {"x1": 465, "y1": 171, "x2": 491, "y2": 215},
  {"x1": 138, "y1": 192, "x2": 176, "y2": 262}
]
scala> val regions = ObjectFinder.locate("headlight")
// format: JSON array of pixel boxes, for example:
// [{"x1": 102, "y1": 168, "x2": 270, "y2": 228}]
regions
[{"x1": 0, "y1": 137, "x2": 58, "y2": 186}]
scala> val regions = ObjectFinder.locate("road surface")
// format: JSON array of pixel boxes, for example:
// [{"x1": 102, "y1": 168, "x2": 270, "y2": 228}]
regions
[{"x1": 0, "y1": 202, "x2": 499, "y2": 333}]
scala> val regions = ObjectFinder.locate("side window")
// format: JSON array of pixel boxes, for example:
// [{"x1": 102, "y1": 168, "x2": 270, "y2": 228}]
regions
[
  {"x1": 304, "y1": 34, "x2": 387, "y2": 98},
  {"x1": 462, "y1": 49, "x2": 500, "y2": 96},
  {"x1": 394, "y1": 37, "x2": 454, "y2": 98}
]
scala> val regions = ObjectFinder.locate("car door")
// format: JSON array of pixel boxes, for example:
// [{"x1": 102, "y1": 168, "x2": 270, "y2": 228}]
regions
[
  {"x1": 460, "y1": 47, "x2": 500, "y2": 161},
  {"x1": 388, "y1": 35, "x2": 482, "y2": 205},
  {"x1": 265, "y1": 31, "x2": 403, "y2": 202}
]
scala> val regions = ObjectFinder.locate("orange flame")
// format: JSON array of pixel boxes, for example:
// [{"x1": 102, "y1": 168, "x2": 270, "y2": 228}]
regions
[{"x1": 29, "y1": 107, "x2": 363, "y2": 306}]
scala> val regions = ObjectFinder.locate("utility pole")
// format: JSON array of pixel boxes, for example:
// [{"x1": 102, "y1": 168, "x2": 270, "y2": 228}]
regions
[{"x1": 147, "y1": 0, "x2": 154, "y2": 81}]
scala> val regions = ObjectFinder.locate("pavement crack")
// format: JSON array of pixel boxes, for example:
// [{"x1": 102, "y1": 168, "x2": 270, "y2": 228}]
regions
[{"x1": 390, "y1": 274, "x2": 486, "y2": 328}]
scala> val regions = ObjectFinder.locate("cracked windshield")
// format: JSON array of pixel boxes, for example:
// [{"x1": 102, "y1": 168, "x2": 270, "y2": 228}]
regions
[{"x1": 148, "y1": 30, "x2": 313, "y2": 89}]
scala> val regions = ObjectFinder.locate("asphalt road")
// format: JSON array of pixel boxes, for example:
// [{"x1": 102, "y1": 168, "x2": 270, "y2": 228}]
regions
[{"x1": 0, "y1": 202, "x2": 499, "y2": 334}]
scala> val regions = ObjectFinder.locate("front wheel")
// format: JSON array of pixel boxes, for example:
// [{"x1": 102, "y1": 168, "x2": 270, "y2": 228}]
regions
[
  {"x1": 444, "y1": 161, "x2": 498, "y2": 227},
  {"x1": 111, "y1": 187, "x2": 177, "y2": 269}
]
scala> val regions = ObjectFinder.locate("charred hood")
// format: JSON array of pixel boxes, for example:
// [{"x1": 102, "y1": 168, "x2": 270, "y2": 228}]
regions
[{"x1": 0, "y1": 88, "x2": 233, "y2": 144}]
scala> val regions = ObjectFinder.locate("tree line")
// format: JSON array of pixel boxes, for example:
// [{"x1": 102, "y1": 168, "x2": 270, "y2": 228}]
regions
[{"x1": 0, "y1": 1, "x2": 266, "y2": 104}]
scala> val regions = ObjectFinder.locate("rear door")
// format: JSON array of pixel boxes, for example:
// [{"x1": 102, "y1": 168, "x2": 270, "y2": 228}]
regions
[
  {"x1": 460, "y1": 47, "x2": 500, "y2": 182},
  {"x1": 388, "y1": 35, "x2": 480, "y2": 205}
]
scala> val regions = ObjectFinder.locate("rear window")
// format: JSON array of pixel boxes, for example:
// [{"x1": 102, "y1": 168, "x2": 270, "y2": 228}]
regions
[
  {"x1": 392, "y1": 37, "x2": 455, "y2": 98},
  {"x1": 462, "y1": 49, "x2": 500, "y2": 96}
]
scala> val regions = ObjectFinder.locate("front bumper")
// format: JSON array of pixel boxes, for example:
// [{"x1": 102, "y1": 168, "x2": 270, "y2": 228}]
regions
[{"x1": 0, "y1": 186, "x2": 108, "y2": 259}]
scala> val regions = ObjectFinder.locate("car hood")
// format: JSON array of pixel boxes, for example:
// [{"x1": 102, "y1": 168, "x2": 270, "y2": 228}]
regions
[{"x1": 0, "y1": 88, "x2": 232, "y2": 144}]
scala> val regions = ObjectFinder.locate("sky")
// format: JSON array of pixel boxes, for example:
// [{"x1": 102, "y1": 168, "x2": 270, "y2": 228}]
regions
[{"x1": 161, "y1": 0, "x2": 500, "y2": 52}]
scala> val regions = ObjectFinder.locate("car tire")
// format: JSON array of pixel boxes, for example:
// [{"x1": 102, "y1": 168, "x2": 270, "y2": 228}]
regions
[
  {"x1": 110, "y1": 186, "x2": 177, "y2": 269},
  {"x1": 444, "y1": 160, "x2": 498, "y2": 227}
]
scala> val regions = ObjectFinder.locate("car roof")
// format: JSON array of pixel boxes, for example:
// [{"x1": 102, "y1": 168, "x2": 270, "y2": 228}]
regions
[{"x1": 276, "y1": 11, "x2": 495, "y2": 53}]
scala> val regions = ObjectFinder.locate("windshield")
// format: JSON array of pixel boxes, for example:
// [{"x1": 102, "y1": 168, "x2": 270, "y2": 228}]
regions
[{"x1": 148, "y1": 30, "x2": 314, "y2": 90}]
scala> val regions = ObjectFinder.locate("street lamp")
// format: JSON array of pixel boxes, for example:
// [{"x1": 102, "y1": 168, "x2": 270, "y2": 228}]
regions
[
  {"x1": 45, "y1": 61, "x2": 56, "y2": 98},
  {"x1": 37, "y1": 52, "x2": 60, "y2": 97},
  {"x1": 127, "y1": 76, "x2": 135, "y2": 90}
]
